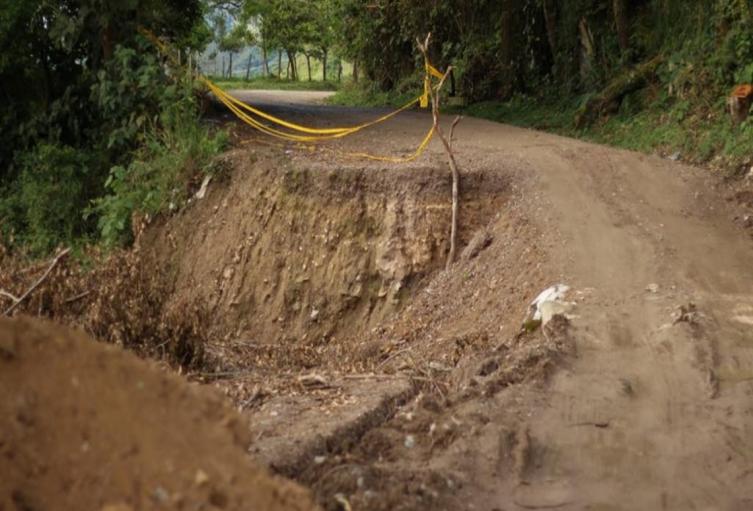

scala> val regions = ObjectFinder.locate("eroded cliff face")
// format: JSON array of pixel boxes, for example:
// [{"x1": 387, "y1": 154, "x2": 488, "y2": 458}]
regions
[{"x1": 141, "y1": 148, "x2": 508, "y2": 353}]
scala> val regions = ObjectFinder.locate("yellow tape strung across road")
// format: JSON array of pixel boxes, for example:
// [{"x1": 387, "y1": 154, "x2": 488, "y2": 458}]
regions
[
  {"x1": 206, "y1": 79, "x2": 420, "y2": 142},
  {"x1": 141, "y1": 28, "x2": 441, "y2": 162}
]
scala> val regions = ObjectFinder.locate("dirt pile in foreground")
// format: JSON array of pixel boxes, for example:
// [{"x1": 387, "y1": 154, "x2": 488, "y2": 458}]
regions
[{"x1": 0, "y1": 317, "x2": 317, "y2": 511}]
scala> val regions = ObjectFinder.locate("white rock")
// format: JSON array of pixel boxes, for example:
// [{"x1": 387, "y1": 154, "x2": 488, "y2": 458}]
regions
[
  {"x1": 530, "y1": 284, "x2": 571, "y2": 322},
  {"x1": 195, "y1": 175, "x2": 212, "y2": 200}
]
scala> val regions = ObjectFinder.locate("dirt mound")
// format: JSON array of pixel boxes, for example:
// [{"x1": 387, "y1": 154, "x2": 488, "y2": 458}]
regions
[{"x1": 0, "y1": 317, "x2": 317, "y2": 511}]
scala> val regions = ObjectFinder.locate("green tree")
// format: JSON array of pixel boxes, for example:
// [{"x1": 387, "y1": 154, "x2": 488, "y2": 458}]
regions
[{"x1": 0, "y1": 0, "x2": 208, "y2": 253}]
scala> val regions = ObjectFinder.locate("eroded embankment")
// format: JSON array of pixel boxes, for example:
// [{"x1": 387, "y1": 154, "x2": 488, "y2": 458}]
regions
[
  {"x1": 141, "y1": 147, "x2": 509, "y2": 372},
  {"x1": 0, "y1": 142, "x2": 576, "y2": 511}
]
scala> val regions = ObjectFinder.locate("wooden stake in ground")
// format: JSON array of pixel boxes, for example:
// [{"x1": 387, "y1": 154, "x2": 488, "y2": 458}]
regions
[{"x1": 416, "y1": 34, "x2": 463, "y2": 270}]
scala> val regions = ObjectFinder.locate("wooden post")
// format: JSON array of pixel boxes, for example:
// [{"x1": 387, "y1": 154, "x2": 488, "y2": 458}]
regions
[{"x1": 416, "y1": 34, "x2": 463, "y2": 270}]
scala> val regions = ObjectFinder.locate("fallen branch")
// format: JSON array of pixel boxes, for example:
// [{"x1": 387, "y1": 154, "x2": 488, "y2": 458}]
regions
[
  {"x1": 575, "y1": 55, "x2": 664, "y2": 128},
  {"x1": 375, "y1": 347, "x2": 414, "y2": 371},
  {"x1": 344, "y1": 373, "x2": 449, "y2": 387},
  {"x1": 0, "y1": 290, "x2": 20, "y2": 303},
  {"x1": 4, "y1": 248, "x2": 71, "y2": 316},
  {"x1": 63, "y1": 290, "x2": 91, "y2": 305}
]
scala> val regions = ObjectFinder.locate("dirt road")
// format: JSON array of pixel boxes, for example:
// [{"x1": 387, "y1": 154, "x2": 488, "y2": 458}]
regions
[{"x1": 222, "y1": 90, "x2": 753, "y2": 509}]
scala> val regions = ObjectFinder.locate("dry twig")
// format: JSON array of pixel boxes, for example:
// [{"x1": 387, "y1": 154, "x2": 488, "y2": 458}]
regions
[
  {"x1": 4, "y1": 248, "x2": 71, "y2": 316},
  {"x1": 63, "y1": 290, "x2": 91, "y2": 304},
  {"x1": 0, "y1": 290, "x2": 20, "y2": 303}
]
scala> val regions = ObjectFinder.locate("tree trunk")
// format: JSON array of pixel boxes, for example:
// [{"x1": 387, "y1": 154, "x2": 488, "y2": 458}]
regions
[
  {"x1": 337, "y1": 60, "x2": 343, "y2": 82},
  {"x1": 277, "y1": 50, "x2": 282, "y2": 78},
  {"x1": 101, "y1": 24, "x2": 115, "y2": 62},
  {"x1": 575, "y1": 55, "x2": 663, "y2": 127},
  {"x1": 306, "y1": 54, "x2": 312, "y2": 81},
  {"x1": 228, "y1": 52, "x2": 233, "y2": 78},
  {"x1": 262, "y1": 46, "x2": 270, "y2": 77},
  {"x1": 286, "y1": 50, "x2": 298, "y2": 80},
  {"x1": 613, "y1": 0, "x2": 630, "y2": 55},
  {"x1": 578, "y1": 17, "x2": 596, "y2": 82},
  {"x1": 246, "y1": 52, "x2": 252, "y2": 81},
  {"x1": 499, "y1": 0, "x2": 515, "y2": 98},
  {"x1": 542, "y1": 0, "x2": 558, "y2": 60},
  {"x1": 322, "y1": 50, "x2": 328, "y2": 81},
  {"x1": 353, "y1": 61, "x2": 359, "y2": 83}
]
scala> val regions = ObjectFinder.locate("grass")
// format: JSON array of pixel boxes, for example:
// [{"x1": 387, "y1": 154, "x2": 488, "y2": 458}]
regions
[
  {"x1": 209, "y1": 75, "x2": 342, "y2": 92},
  {"x1": 329, "y1": 84, "x2": 417, "y2": 108},
  {"x1": 448, "y1": 90, "x2": 753, "y2": 174},
  {"x1": 329, "y1": 75, "x2": 425, "y2": 108}
]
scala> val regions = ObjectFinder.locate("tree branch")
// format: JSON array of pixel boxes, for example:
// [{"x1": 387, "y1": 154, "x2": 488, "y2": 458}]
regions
[
  {"x1": 4, "y1": 248, "x2": 71, "y2": 316},
  {"x1": 417, "y1": 34, "x2": 463, "y2": 270}
]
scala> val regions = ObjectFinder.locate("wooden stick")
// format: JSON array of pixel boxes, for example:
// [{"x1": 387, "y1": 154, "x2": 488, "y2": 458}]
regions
[
  {"x1": 4, "y1": 248, "x2": 71, "y2": 316},
  {"x1": 0, "y1": 290, "x2": 20, "y2": 303},
  {"x1": 63, "y1": 290, "x2": 91, "y2": 304},
  {"x1": 375, "y1": 347, "x2": 413, "y2": 370},
  {"x1": 416, "y1": 34, "x2": 462, "y2": 271},
  {"x1": 450, "y1": 115, "x2": 463, "y2": 151}
]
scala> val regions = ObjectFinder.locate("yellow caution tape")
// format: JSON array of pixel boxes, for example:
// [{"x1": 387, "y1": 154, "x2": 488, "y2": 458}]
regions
[
  {"x1": 140, "y1": 28, "x2": 445, "y2": 162},
  {"x1": 421, "y1": 62, "x2": 445, "y2": 108}
]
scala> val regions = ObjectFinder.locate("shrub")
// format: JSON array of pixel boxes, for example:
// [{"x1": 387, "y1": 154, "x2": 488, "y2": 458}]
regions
[
  {"x1": 0, "y1": 144, "x2": 99, "y2": 255},
  {"x1": 91, "y1": 104, "x2": 227, "y2": 247}
]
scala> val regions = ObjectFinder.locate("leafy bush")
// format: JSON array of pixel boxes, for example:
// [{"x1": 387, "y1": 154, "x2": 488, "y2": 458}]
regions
[
  {"x1": 0, "y1": 144, "x2": 99, "y2": 255},
  {"x1": 92, "y1": 104, "x2": 227, "y2": 247},
  {"x1": 1, "y1": 39, "x2": 226, "y2": 254}
]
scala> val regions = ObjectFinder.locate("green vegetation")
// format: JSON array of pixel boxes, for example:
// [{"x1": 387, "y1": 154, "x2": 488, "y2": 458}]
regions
[
  {"x1": 6, "y1": 0, "x2": 753, "y2": 257},
  {"x1": 210, "y1": 76, "x2": 340, "y2": 91},
  {"x1": 0, "y1": 0, "x2": 223, "y2": 256},
  {"x1": 460, "y1": 88, "x2": 753, "y2": 172},
  {"x1": 329, "y1": 81, "x2": 419, "y2": 108},
  {"x1": 327, "y1": 0, "x2": 753, "y2": 173}
]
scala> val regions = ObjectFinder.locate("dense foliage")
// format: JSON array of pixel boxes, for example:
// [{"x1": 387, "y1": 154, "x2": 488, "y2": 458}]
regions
[
  {"x1": 333, "y1": 1, "x2": 753, "y2": 100},
  {"x1": 326, "y1": 0, "x2": 753, "y2": 170},
  {"x1": 0, "y1": 0, "x2": 221, "y2": 254}
]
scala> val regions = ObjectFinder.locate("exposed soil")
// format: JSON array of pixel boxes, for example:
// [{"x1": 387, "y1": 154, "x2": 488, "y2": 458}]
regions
[
  {"x1": 4, "y1": 90, "x2": 753, "y2": 510},
  {"x1": 0, "y1": 317, "x2": 316, "y2": 511}
]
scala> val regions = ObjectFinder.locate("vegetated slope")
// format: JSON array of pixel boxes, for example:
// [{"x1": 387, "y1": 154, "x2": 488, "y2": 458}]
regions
[{"x1": 0, "y1": 316, "x2": 317, "y2": 511}]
